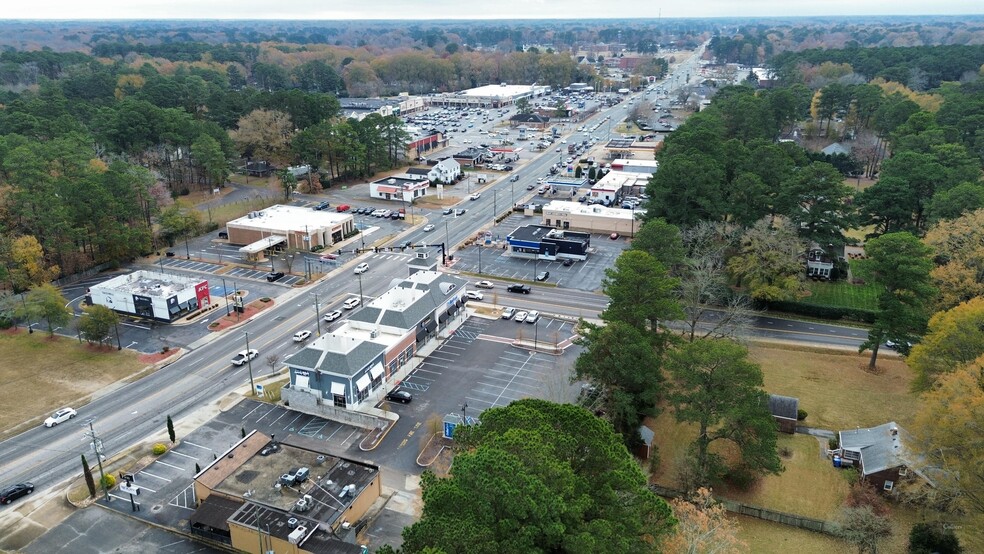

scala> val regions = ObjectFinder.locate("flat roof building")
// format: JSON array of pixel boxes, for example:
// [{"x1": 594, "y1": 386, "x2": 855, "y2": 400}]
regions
[
  {"x1": 610, "y1": 158, "x2": 659, "y2": 175},
  {"x1": 85, "y1": 269, "x2": 210, "y2": 322},
  {"x1": 226, "y1": 205, "x2": 355, "y2": 258},
  {"x1": 541, "y1": 201, "x2": 644, "y2": 237},
  {"x1": 190, "y1": 430, "x2": 379, "y2": 554},
  {"x1": 506, "y1": 224, "x2": 590, "y2": 261},
  {"x1": 590, "y1": 170, "x2": 650, "y2": 203},
  {"x1": 430, "y1": 84, "x2": 552, "y2": 108},
  {"x1": 369, "y1": 175, "x2": 430, "y2": 203}
]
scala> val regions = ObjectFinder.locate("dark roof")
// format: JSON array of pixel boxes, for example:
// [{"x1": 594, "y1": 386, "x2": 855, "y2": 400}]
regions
[
  {"x1": 508, "y1": 225, "x2": 589, "y2": 244},
  {"x1": 453, "y1": 147, "x2": 488, "y2": 159},
  {"x1": 190, "y1": 494, "x2": 243, "y2": 531},
  {"x1": 768, "y1": 394, "x2": 799, "y2": 420},
  {"x1": 510, "y1": 113, "x2": 550, "y2": 123},
  {"x1": 317, "y1": 341, "x2": 385, "y2": 377},
  {"x1": 406, "y1": 167, "x2": 431, "y2": 176}
]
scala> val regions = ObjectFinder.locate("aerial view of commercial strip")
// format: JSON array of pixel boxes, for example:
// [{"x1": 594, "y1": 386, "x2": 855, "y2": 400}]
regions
[{"x1": 0, "y1": 12, "x2": 983, "y2": 554}]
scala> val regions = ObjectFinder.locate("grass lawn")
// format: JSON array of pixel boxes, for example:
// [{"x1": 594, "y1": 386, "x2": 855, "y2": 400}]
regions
[
  {"x1": 749, "y1": 344, "x2": 917, "y2": 430},
  {"x1": 735, "y1": 515, "x2": 845, "y2": 554},
  {"x1": 801, "y1": 279, "x2": 879, "y2": 311},
  {"x1": 719, "y1": 434, "x2": 851, "y2": 519},
  {"x1": 0, "y1": 330, "x2": 145, "y2": 438}
]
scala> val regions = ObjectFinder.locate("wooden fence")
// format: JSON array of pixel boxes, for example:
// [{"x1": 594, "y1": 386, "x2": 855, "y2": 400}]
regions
[{"x1": 649, "y1": 484, "x2": 834, "y2": 535}]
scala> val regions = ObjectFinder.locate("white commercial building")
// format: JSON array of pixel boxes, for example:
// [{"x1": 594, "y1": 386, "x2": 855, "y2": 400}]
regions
[
  {"x1": 590, "y1": 170, "x2": 650, "y2": 204},
  {"x1": 430, "y1": 84, "x2": 552, "y2": 108},
  {"x1": 610, "y1": 158, "x2": 659, "y2": 175},
  {"x1": 226, "y1": 204, "x2": 355, "y2": 258},
  {"x1": 541, "y1": 201, "x2": 644, "y2": 237},
  {"x1": 85, "y1": 269, "x2": 210, "y2": 323},
  {"x1": 369, "y1": 175, "x2": 430, "y2": 202}
]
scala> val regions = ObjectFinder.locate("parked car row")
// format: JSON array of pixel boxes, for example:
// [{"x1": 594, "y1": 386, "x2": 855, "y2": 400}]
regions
[{"x1": 502, "y1": 308, "x2": 540, "y2": 324}]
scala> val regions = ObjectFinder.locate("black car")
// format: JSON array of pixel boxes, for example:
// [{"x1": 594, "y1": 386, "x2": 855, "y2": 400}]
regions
[
  {"x1": 313, "y1": 201, "x2": 330, "y2": 210},
  {"x1": 266, "y1": 271, "x2": 285, "y2": 282},
  {"x1": 536, "y1": 271, "x2": 550, "y2": 281},
  {"x1": 562, "y1": 258, "x2": 575, "y2": 266},
  {"x1": 507, "y1": 284, "x2": 532, "y2": 294},
  {"x1": 455, "y1": 209, "x2": 467, "y2": 216},
  {"x1": 0, "y1": 482, "x2": 34, "y2": 505},
  {"x1": 385, "y1": 389, "x2": 413, "y2": 403}
]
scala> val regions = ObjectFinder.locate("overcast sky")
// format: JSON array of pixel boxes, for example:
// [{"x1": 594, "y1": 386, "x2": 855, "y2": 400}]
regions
[{"x1": 4, "y1": 0, "x2": 982, "y2": 20}]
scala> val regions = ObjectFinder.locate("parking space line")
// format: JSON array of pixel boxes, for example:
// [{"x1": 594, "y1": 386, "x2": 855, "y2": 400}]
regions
[
  {"x1": 324, "y1": 425, "x2": 343, "y2": 441},
  {"x1": 491, "y1": 352, "x2": 537, "y2": 406},
  {"x1": 140, "y1": 471, "x2": 172, "y2": 482},
  {"x1": 299, "y1": 420, "x2": 329, "y2": 437},
  {"x1": 255, "y1": 407, "x2": 276, "y2": 422},
  {"x1": 242, "y1": 404, "x2": 263, "y2": 420},
  {"x1": 414, "y1": 367, "x2": 443, "y2": 376},
  {"x1": 135, "y1": 484, "x2": 158, "y2": 493},
  {"x1": 282, "y1": 413, "x2": 303, "y2": 430},
  {"x1": 155, "y1": 460, "x2": 185, "y2": 470},
  {"x1": 181, "y1": 441, "x2": 211, "y2": 451},
  {"x1": 169, "y1": 450, "x2": 199, "y2": 460},
  {"x1": 342, "y1": 429, "x2": 359, "y2": 444},
  {"x1": 269, "y1": 409, "x2": 290, "y2": 425}
]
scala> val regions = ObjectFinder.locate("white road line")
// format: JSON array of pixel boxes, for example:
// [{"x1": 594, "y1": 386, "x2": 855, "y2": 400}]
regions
[
  {"x1": 342, "y1": 429, "x2": 359, "y2": 444},
  {"x1": 181, "y1": 441, "x2": 211, "y2": 451},
  {"x1": 269, "y1": 410, "x2": 289, "y2": 425},
  {"x1": 139, "y1": 471, "x2": 173, "y2": 482},
  {"x1": 168, "y1": 450, "x2": 198, "y2": 460},
  {"x1": 413, "y1": 367, "x2": 443, "y2": 376},
  {"x1": 134, "y1": 485, "x2": 158, "y2": 493},
  {"x1": 155, "y1": 460, "x2": 185, "y2": 470}
]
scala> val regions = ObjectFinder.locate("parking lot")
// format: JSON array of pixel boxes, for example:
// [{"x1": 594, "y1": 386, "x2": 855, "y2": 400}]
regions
[
  {"x1": 448, "y1": 213, "x2": 630, "y2": 291},
  {"x1": 388, "y1": 314, "x2": 580, "y2": 421},
  {"x1": 99, "y1": 398, "x2": 366, "y2": 529}
]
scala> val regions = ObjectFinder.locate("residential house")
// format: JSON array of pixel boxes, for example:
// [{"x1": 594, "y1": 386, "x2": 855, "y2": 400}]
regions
[
  {"x1": 427, "y1": 158, "x2": 461, "y2": 184},
  {"x1": 837, "y1": 422, "x2": 915, "y2": 492},
  {"x1": 768, "y1": 394, "x2": 799, "y2": 434},
  {"x1": 806, "y1": 243, "x2": 845, "y2": 280}
]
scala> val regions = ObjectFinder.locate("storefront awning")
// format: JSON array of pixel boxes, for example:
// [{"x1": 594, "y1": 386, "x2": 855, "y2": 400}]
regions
[
  {"x1": 369, "y1": 365, "x2": 384, "y2": 380},
  {"x1": 238, "y1": 235, "x2": 286, "y2": 254},
  {"x1": 355, "y1": 374, "x2": 371, "y2": 391},
  {"x1": 330, "y1": 382, "x2": 345, "y2": 396},
  {"x1": 294, "y1": 373, "x2": 310, "y2": 389},
  {"x1": 424, "y1": 320, "x2": 437, "y2": 333}
]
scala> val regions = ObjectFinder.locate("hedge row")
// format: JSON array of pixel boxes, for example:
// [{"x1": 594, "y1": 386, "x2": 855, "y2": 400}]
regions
[{"x1": 758, "y1": 300, "x2": 878, "y2": 324}]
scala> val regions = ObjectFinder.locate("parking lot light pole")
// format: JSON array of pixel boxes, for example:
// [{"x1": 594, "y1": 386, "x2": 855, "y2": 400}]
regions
[
  {"x1": 245, "y1": 332, "x2": 256, "y2": 396},
  {"x1": 114, "y1": 321, "x2": 122, "y2": 350},
  {"x1": 478, "y1": 244, "x2": 482, "y2": 274}
]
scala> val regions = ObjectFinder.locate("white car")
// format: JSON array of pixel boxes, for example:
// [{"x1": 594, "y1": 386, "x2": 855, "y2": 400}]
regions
[
  {"x1": 501, "y1": 307, "x2": 516, "y2": 319},
  {"x1": 343, "y1": 297, "x2": 361, "y2": 310},
  {"x1": 231, "y1": 349, "x2": 259, "y2": 367},
  {"x1": 354, "y1": 263, "x2": 369, "y2": 274},
  {"x1": 525, "y1": 311, "x2": 540, "y2": 324},
  {"x1": 44, "y1": 407, "x2": 77, "y2": 427},
  {"x1": 423, "y1": 224, "x2": 435, "y2": 232},
  {"x1": 514, "y1": 311, "x2": 528, "y2": 323},
  {"x1": 293, "y1": 330, "x2": 312, "y2": 342},
  {"x1": 465, "y1": 291, "x2": 484, "y2": 301},
  {"x1": 323, "y1": 309, "x2": 343, "y2": 322},
  {"x1": 469, "y1": 193, "x2": 481, "y2": 200},
  {"x1": 475, "y1": 280, "x2": 494, "y2": 289}
]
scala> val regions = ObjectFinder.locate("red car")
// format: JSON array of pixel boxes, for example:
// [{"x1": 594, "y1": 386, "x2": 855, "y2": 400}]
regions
[
  {"x1": 609, "y1": 232, "x2": 620, "y2": 240},
  {"x1": 336, "y1": 204, "x2": 351, "y2": 212}
]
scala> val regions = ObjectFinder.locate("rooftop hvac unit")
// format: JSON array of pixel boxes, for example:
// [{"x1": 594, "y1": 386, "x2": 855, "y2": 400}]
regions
[
  {"x1": 370, "y1": 330, "x2": 378, "y2": 339},
  {"x1": 288, "y1": 526, "x2": 307, "y2": 545},
  {"x1": 294, "y1": 494, "x2": 314, "y2": 513},
  {"x1": 387, "y1": 178, "x2": 396, "y2": 185},
  {"x1": 287, "y1": 517, "x2": 299, "y2": 529}
]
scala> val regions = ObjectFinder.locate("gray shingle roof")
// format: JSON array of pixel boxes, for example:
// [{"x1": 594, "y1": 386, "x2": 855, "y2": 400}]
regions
[
  {"x1": 839, "y1": 421, "x2": 909, "y2": 476},
  {"x1": 768, "y1": 394, "x2": 799, "y2": 419},
  {"x1": 286, "y1": 341, "x2": 385, "y2": 378}
]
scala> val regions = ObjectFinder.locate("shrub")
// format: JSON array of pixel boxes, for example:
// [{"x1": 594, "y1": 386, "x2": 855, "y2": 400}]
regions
[
  {"x1": 759, "y1": 300, "x2": 877, "y2": 323},
  {"x1": 797, "y1": 409, "x2": 808, "y2": 421},
  {"x1": 908, "y1": 522, "x2": 962, "y2": 554},
  {"x1": 152, "y1": 443, "x2": 168, "y2": 455},
  {"x1": 828, "y1": 437, "x2": 840, "y2": 450},
  {"x1": 101, "y1": 473, "x2": 116, "y2": 489},
  {"x1": 725, "y1": 464, "x2": 758, "y2": 491}
]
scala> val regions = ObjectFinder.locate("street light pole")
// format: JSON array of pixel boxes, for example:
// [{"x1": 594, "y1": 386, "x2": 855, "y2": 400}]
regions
[
  {"x1": 220, "y1": 278, "x2": 230, "y2": 316},
  {"x1": 114, "y1": 321, "x2": 122, "y2": 350},
  {"x1": 245, "y1": 331, "x2": 256, "y2": 396},
  {"x1": 478, "y1": 244, "x2": 482, "y2": 275},
  {"x1": 357, "y1": 273, "x2": 364, "y2": 303},
  {"x1": 314, "y1": 293, "x2": 322, "y2": 335}
]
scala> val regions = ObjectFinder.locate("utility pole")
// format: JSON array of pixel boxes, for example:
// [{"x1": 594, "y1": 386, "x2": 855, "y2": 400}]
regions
[
  {"x1": 84, "y1": 420, "x2": 110, "y2": 502},
  {"x1": 313, "y1": 293, "x2": 322, "y2": 335},
  {"x1": 245, "y1": 332, "x2": 256, "y2": 396},
  {"x1": 220, "y1": 278, "x2": 230, "y2": 316}
]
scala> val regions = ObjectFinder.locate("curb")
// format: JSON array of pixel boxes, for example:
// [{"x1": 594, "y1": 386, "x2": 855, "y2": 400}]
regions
[{"x1": 359, "y1": 418, "x2": 397, "y2": 452}]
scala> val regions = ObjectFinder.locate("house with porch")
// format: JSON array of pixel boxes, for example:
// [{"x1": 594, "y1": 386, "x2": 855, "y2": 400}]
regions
[{"x1": 836, "y1": 422, "x2": 920, "y2": 492}]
